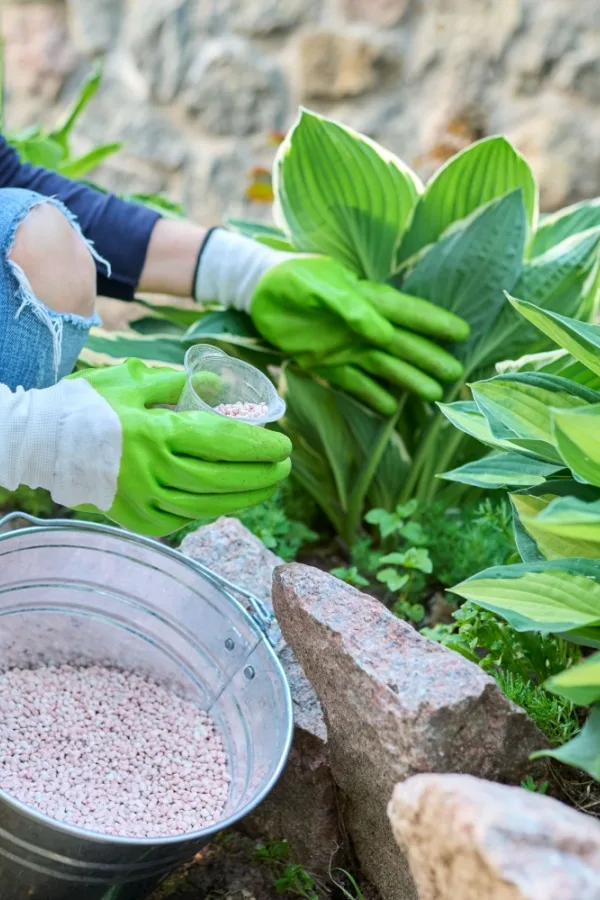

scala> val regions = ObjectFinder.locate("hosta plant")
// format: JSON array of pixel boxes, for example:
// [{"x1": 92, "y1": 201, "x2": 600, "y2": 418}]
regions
[
  {"x1": 47, "y1": 95, "x2": 600, "y2": 541},
  {"x1": 441, "y1": 298, "x2": 600, "y2": 780}
]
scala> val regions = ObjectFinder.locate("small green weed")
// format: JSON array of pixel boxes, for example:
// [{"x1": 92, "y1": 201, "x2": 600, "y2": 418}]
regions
[
  {"x1": 423, "y1": 602, "x2": 580, "y2": 684},
  {"x1": 253, "y1": 841, "x2": 320, "y2": 900},
  {"x1": 330, "y1": 868, "x2": 366, "y2": 900},
  {"x1": 521, "y1": 775, "x2": 550, "y2": 794}
]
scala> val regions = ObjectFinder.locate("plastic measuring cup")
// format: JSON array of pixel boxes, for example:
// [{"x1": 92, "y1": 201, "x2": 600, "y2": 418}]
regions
[{"x1": 177, "y1": 344, "x2": 285, "y2": 426}]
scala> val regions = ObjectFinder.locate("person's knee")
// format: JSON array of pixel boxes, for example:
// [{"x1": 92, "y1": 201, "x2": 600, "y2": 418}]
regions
[{"x1": 9, "y1": 202, "x2": 97, "y2": 318}]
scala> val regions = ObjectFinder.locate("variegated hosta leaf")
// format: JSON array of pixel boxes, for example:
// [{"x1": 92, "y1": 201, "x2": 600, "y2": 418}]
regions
[
  {"x1": 508, "y1": 297, "x2": 600, "y2": 377},
  {"x1": 532, "y1": 198, "x2": 600, "y2": 256},
  {"x1": 438, "y1": 400, "x2": 549, "y2": 460},
  {"x1": 552, "y1": 404, "x2": 600, "y2": 488},
  {"x1": 471, "y1": 372, "x2": 600, "y2": 463},
  {"x1": 451, "y1": 558, "x2": 600, "y2": 635},
  {"x1": 476, "y1": 228, "x2": 600, "y2": 369},
  {"x1": 83, "y1": 328, "x2": 186, "y2": 367},
  {"x1": 398, "y1": 135, "x2": 537, "y2": 263},
  {"x1": 545, "y1": 652, "x2": 600, "y2": 705},
  {"x1": 441, "y1": 452, "x2": 564, "y2": 489},
  {"x1": 274, "y1": 108, "x2": 422, "y2": 281},
  {"x1": 516, "y1": 496, "x2": 600, "y2": 560}
]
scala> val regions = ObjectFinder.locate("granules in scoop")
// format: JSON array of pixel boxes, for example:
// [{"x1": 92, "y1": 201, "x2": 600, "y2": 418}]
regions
[
  {"x1": 214, "y1": 401, "x2": 268, "y2": 418},
  {"x1": 0, "y1": 664, "x2": 230, "y2": 839}
]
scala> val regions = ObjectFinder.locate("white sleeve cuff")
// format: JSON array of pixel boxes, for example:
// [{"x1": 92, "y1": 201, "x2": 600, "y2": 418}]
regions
[
  {"x1": 193, "y1": 228, "x2": 294, "y2": 313},
  {"x1": 0, "y1": 379, "x2": 121, "y2": 511}
]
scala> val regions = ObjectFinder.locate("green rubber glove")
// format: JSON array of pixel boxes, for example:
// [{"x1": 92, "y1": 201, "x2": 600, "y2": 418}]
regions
[
  {"x1": 31, "y1": 359, "x2": 293, "y2": 536},
  {"x1": 195, "y1": 230, "x2": 471, "y2": 416}
]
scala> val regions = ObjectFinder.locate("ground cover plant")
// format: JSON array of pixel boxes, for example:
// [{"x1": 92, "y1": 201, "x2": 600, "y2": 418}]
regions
[{"x1": 440, "y1": 297, "x2": 600, "y2": 781}]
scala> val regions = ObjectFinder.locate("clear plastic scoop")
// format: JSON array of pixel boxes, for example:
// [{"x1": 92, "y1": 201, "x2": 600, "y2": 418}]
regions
[{"x1": 176, "y1": 344, "x2": 286, "y2": 426}]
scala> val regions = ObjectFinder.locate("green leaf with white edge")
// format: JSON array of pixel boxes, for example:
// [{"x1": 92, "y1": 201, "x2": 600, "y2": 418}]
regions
[
  {"x1": 500, "y1": 349, "x2": 600, "y2": 393},
  {"x1": 518, "y1": 496, "x2": 600, "y2": 560},
  {"x1": 58, "y1": 143, "x2": 123, "y2": 179},
  {"x1": 451, "y1": 558, "x2": 600, "y2": 635},
  {"x1": 508, "y1": 296, "x2": 600, "y2": 376},
  {"x1": 510, "y1": 481, "x2": 600, "y2": 561},
  {"x1": 398, "y1": 135, "x2": 537, "y2": 263},
  {"x1": 474, "y1": 228, "x2": 600, "y2": 370},
  {"x1": 227, "y1": 218, "x2": 288, "y2": 242},
  {"x1": 471, "y1": 372, "x2": 600, "y2": 462},
  {"x1": 533, "y1": 704, "x2": 600, "y2": 780},
  {"x1": 397, "y1": 191, "x2": 526, "y2": 370},
  {"x1": 83, "y1": 329, "x2": 186, "y2": 366},
  {"x1": 438, "y1": 400, "x2": 547, "y2": 460},
  {"x1": 441, "y1": 452, "x2": 564, "y2": 489},
  {"x1": 510, "y1": 494, "x2": 546, "y2": 563},
  {"x1": 532, "y1": 198, "x2": 600, "y2": 257},
  {"x1": 274, "y1": 108, "x2": 422, "y2": 281},
  {"x1": 545, "y1": 652, "x2": 600, "y2": 706},
  {"x1": 552, "y1": 404, "x2": 600, "y2": 488}
]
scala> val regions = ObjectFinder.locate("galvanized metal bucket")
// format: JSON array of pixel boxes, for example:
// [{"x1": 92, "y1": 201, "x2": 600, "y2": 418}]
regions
[{"x1": 0, "y1": 513, "x2": 293, "y2": 900}]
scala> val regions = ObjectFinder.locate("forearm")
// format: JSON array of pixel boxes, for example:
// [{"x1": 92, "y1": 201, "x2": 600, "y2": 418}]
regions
[{"x1": 138, "y1": 218, "x2": 208, "y2": 297}]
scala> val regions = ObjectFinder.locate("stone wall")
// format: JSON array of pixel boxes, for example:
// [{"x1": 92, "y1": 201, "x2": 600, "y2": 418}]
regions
[{"x1": 3, "y1": 0, "x2": 600, "y2": 226}]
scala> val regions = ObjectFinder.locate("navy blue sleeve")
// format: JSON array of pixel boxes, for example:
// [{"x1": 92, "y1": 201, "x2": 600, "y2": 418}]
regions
[{"x1": 0, "y1": 136, "x2": 161, "y2": 300}]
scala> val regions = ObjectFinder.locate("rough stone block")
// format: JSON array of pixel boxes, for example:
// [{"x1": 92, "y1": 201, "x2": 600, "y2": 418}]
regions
[
  {"x1": 389, "y1": 773, "x2": 600, "y2": 900},
  {"x1": 273, "y1": 564, "x2": 547, "y2": 900}
]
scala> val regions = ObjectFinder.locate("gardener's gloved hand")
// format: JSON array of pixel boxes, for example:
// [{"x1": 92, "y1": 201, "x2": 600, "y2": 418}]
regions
[
  {"x1": 195, "y1": 229, "x2": 470, "y2": 416},
  {"x1": 0, "y1": 359, "x2": 292, "y2": 536}
]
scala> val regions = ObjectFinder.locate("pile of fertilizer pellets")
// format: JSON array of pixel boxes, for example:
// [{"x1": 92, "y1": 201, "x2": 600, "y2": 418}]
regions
[
  {"x1": 0, "y1": 664, "x2": 230, "y2": 838},
  {"x1": 214, "y1": 401, "x2": 268, "y2": 418}
]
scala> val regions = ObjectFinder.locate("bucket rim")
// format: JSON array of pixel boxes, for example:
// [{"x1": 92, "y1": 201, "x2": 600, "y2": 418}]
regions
[{"x1": 0, "y1": 513, "x2": 294, "y2": 847}]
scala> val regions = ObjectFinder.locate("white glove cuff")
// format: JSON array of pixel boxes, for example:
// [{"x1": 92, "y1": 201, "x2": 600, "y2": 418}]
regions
[
  {"x1": 0, "y1": 379, "x2": 121, "y2": 511},
  {"x1": 194, "y1": 228, "x2": 294, "y2": 313}
]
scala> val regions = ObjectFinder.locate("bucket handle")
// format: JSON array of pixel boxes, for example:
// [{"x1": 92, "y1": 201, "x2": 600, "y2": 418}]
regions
[{"x1": 0, "y1": 510, "x2": 277, "y2": 645}]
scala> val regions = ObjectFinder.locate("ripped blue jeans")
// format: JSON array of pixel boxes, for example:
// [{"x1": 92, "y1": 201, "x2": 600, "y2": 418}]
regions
[{"x1": 0, "y1": 188, "x2": 102, "y2": 390}]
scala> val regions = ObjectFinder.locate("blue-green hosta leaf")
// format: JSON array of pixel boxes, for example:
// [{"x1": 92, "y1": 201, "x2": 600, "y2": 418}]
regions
[
  {"x1": 82, "y1": 328, "x2": 185, "y2": 366},
  {"x1": 471, "y1": 372, "x2": 600, "y2": 462},
  {"x1": 532, "y1": 198, "x2": 600, "y2": 257},
  {"x1": 508, "y1": 297, "x2": 600, "y2": 376},
  {"x1": 552, "y1": 404, "x2": 600, "y2": 488},
  {"x1": 396, "y1": 192, "x2": 526, "y2": 374},
  {"x1": 438, "y1": 400, "x2": 546, "y2": 459},
  {"x1": 533, "y1": 704, "x2": 600, "y2": 780},
  {"x1": 441, "y1": 452, "x2": 564, "y2": 489},
  {"x1": 545, "y1": 652, "x2": 600, "y2": 705},
  {"x1": 500, "y1": 349, "x2": 600, "y2": 392},
  {"x1": 184, "y1": 310, "x2": 260, "y2": 341},
  {"x1": 398, "y1": 136, "x2": 537, "y2": 263},
  {"x1": 475, "y1": 229, "x2": 600, "y2": 369},
  {"x1": 274, "y1": 109, "x2": 422, "y2": 281},
  {"x1": 451, "y1": 559, "x2": 600, "y2": 634}
]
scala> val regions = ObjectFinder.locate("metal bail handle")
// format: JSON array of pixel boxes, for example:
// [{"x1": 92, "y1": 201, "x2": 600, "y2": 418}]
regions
[{"x1": 0, "y1": 511, "x2": 277, "y2": 645}]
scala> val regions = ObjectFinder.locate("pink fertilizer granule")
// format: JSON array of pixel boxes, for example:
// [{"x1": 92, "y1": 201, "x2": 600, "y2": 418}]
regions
[
  {"x1": 214, "y1": 401, "x2": 268, "y2": 418},
  {"x1": 0, "y1": 665, "x2": 230, "y2": 839}
]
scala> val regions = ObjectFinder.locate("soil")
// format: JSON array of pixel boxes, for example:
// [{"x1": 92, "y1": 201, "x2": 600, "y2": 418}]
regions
[
  {"x1": 147, "y1": 831, "x2": 351, "y2": 900},
  {"x1": 149, "y1": 833, "x2": 283, "y2": 900}
]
